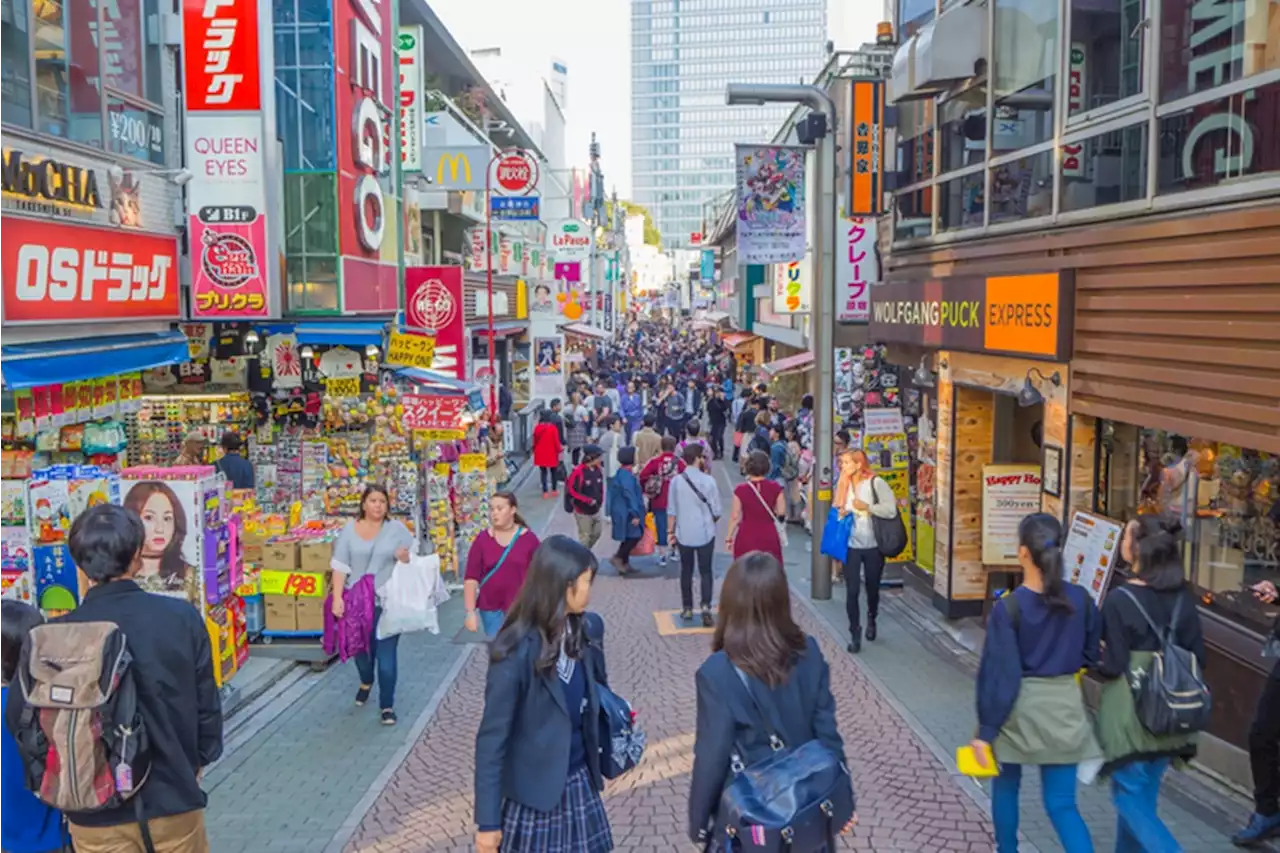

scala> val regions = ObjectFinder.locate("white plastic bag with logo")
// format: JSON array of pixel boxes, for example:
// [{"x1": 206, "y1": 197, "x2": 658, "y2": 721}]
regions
[{"x1": 377, "y1": 552, "x2": 449, "y2": 640}]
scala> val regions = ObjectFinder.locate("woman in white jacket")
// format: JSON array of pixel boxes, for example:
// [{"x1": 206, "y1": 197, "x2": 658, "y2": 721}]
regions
[{"x1": 833, "y1": 450, "x2": 899, "y2": 654}]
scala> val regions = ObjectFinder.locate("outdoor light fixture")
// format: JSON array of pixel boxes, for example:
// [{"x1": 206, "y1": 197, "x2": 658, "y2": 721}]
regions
[
  {"x1": 912, "y1": 355, "x2": 936, "y2": 387},
  {"x1": 1018, "y1": 368, "x2": 1061, "y2": 407},
  {"x1": 299, "y1": 345, "x2": 315, "y2": 361}
]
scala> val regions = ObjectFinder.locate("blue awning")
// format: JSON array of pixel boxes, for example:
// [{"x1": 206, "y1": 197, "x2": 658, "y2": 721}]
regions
[
  {"x1": 294, "y1": 321, "x2": 387, "y2": 348},
  {"x1": 2, "y1": 331, "x2": 190, "y2": 390},
  {"x1": 394, "y1": 367, "x2": 475, "y2": 395}
]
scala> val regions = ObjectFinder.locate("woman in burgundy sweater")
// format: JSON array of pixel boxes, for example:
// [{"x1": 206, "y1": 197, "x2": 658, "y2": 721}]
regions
[{"x1": 464, "y1": 492, "x2": 541, "y2": 637}]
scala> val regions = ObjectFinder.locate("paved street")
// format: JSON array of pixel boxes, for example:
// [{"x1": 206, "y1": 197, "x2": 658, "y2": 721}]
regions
[{"x1": 207, "y1": 452, "x2": 1262, "y2": 853}]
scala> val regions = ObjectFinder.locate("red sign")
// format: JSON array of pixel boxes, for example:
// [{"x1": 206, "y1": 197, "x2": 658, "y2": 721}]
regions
[
  {"x1": 494, "y1": 150, "x2": 538, "y2": 195},
  {"x1": 404, "y1": 266, "x2": 465, "y2": 379},
  {"x1": 182, "y1": 0, "x2": 262, "y2": 111},
  {"x1": 1, "y1": 219, "x2": 180, "y2": 324},
  {"x1": 690, "y1": 232, "x2": 703, "y2": 245},
  {"x1": 401, "y1": 394, "x2": 467, "y2": 430}
]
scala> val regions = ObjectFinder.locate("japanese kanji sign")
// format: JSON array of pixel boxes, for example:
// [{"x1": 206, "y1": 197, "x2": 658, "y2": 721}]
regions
[
  {"x1": 181, "y1": 0, "x2": 262, "y2": 111},
  {"x1": 1, "y1": 219, "x2": 179, "y2": 324},
  {"x1": 847, "y1": 79, "x2": 885, "y2": 216},
  {"x1": 401, "y1": 394, "x2": 467, "y2": 430},
  {"x1": 837, "y1": 217, "x2": 879, "y2": 323}
]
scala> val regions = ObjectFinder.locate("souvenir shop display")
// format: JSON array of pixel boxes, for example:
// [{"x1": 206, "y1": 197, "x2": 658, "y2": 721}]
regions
[
  {"x1": 424, "y1": 468, "x2": 457, "y2": 578},
  {"x1": 453, "y1": 454, "x2": 493, "y2": 573},
  {"x1": 126, "y1": 395, "x2": 254, "y2": 466}
]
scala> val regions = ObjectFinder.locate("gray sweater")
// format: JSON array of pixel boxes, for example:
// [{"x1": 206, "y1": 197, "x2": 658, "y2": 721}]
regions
[{"x1": 331, "y1": 519, "x2": 415, "y2": 591}]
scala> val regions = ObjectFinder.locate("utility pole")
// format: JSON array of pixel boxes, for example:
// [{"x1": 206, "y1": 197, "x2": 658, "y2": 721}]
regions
[
  {"x1": 588, "y1": 133, "x2": 604, "y2": 329},
  {"x1": 726, "y1": 82, "x2": 837, "y2": 601}
]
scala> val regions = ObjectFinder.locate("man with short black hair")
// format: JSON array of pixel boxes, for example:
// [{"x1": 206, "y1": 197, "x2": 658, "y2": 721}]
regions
[
  {"x1": 215, "y1": 431, "x2": 254, "y2": 489},
  {"x1": 667, "y1": 444, "x2": 722, "y2": 625},
  {"x1": 53, "y1": 504, "x2": 222, "y2": 852},
  {"x1": 566, "y1": 444, "x2": 606, "y2": 548}
]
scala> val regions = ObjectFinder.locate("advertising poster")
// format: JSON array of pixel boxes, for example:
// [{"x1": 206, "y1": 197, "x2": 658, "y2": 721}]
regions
[
  {"x1": 533, "y1": 335, "x2": 564, "y2": 398},
  {"x1": 530, "y1": 279, "x2": 559, "y2": 317},
  {"x1": 1062, "y1": 511, "x2": 1123, "y2": 604},
  {"x1": 735, "y1": 144, "x2": 807, "y2": 265},
  {"x1": 118, "y1": 478, "x2": 206, "y2": 604},
  {"x1": 980, "y1": 465, "x2": 1043, "y2": 565},
  {"x1": 876, "y1": 468, "x2": 914, "y2": 564},
  {"x1": 837, "y1": 217, "x2": 878, "y2": 322},
  {"x1": 772, "y1": 254, "x2": 811, "y2": 315},
  {"x1": 404, "y1": 266, "x2": 465, "y2": 379}
]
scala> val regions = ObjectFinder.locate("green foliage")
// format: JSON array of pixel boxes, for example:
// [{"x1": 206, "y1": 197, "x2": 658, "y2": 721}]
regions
[{"x1": 607, "y1": 199, "x2": 663, "y2": 249}]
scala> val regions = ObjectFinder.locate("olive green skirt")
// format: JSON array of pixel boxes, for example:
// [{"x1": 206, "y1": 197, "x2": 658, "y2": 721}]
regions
[{"x1": 994, "y1": 674, "x2": 1103, "y2": 766}]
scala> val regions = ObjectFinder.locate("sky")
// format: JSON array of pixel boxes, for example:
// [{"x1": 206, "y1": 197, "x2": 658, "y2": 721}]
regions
[{"x1": 430, "y1": 0, "x2": 635, "y2": 198}]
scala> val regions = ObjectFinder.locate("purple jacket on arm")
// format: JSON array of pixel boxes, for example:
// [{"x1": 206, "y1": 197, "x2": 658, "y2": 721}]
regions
[{"x1": 323, "y1": 574, "x2": 376, "y2": 661}]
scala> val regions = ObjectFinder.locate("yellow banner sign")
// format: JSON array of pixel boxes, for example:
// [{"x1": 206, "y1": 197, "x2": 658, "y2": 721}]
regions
[
  {"x1": 458, "y1": 452, "x2": 487, "y2": 473},
  {"x1": 386, "y1": 331, "x2": 436, "y2": 369},
  {"x1": 418, "y1": 429, "x2": 465, "y2": 442},
  {"x1": 324, "y1": 377, "x2": 361, "y2": 398},
  {"x1": 259, "y1": 570, "x2": 327, "y2": 598}
]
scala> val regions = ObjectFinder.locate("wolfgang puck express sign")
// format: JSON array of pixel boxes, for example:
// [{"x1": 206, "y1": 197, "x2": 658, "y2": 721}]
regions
[{"x1": 868, "y1": 272, "x2": 1074, "y2": 361}]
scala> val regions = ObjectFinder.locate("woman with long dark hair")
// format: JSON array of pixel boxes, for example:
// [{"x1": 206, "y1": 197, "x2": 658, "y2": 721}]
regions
[
  {"x1": 464, "y1": 492, "x2": 539, "y2": 637},
  {"x1": 330, "y1": 484, "x2": 415, "y2": 725},
  {"x1": 970, "y1": 513, "x2": 1100, "y2": 853},
  {"x1": 123, "y1": 481, "x2": 190, "y2": 587},
  {"x1": 688, "y1": 552, "x2": 854, "y2": 849},
  {"x1": 1095, "y1": 515, "x2": 1204, "y2": 851},
  {"x1": 474, "y1": 536, "x2": 613, "y2": 853}
]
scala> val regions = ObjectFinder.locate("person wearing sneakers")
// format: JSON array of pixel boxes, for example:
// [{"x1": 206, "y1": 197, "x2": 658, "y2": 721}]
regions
[
  {"x1": 639, "y1": 435, "x2": 686, "y2": 567},
  {"x1": 566, "y1": 445, "x2": 606, "y2": 549},
  {"x1": 667, "y1": 444, "x2": 722, "y2": 626}
]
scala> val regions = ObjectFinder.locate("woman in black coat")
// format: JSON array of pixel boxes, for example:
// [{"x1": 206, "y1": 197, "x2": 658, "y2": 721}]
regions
[
  {"x1": 688, "y1": 552, "x2": 856, "y2": 850},
  {"x1": 474, "y1": 536, "x2": 612, "y2": 853}
]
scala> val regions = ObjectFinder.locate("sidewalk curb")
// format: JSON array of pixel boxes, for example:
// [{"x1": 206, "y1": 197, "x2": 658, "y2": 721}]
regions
[
  {"x1": 791, "y1": 586, "x2": 1046, "y2": 853},
  {"x1": 322, "y1": 644, "x2": 476, "y2": 853}
]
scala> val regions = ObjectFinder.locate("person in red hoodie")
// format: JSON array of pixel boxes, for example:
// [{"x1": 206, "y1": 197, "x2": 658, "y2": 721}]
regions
[
  {"x1": 638, "y1": 435, "x2": 686, "y2": 566},
  {"x1": 532, "y1": 409, "x2": 564, "y2": 498}
]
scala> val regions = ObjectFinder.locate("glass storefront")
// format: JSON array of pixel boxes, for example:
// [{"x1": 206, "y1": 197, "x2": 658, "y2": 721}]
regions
[{"x1": 1095, "y1": 420, "x2": 1279, "y2": 635}]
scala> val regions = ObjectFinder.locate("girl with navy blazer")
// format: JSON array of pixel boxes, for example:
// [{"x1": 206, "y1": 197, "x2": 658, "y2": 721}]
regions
[
  {"x1": 688, "y1": 552, "x2": 856, "y2": 850},
  {"x1": 474, "y1": 536, "x2": 613, "y2": 853}
]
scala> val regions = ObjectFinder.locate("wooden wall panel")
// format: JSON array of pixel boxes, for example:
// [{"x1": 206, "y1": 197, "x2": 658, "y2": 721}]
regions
[
  {"x1": 1067, "y1": 416, "x2": 1097, "y2": 521},
  {"x1": 951, "y1": 386, "x2": 994, "y2": 600},
  {"x1": 933, "y1": 370, "x2": 954, "y2": 597}
]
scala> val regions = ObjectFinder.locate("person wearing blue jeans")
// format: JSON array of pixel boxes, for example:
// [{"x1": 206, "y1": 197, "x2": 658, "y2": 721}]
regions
[
  {"x1": 479, "y1": 610, "x2": 505, "y2": 636},
  {"x1": 354, "y1": 605, "x2": 400, "y2": 712},
  {"x1": 1111, "y1": 758, "x2": 1181, "y2": 852},
  {"x1": 992, "y1": 764, "x2": 1093, "y2": 852}
]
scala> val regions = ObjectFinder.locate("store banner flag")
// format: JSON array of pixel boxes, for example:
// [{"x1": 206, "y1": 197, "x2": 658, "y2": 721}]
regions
[
  {"x1": 532, "y1": 335, "x2": 565, "y2": 399},
  {"x1": 837, "y1": 217, "x2": 878, "y2": 323},
  {"x1": 772, "y1": 253, "x2": 811, "y2": 315},
  {"x1": 735, "y1": 144, "x2": 807, "y2": 265},
  {"x1": 397, "y1": 26, "x2": 423, "y2": 172},
  {"x1": 847, "y1": 79, "x2": 885, "y2": 216},
  {"x1": 404, "y1": 266, "x2": 465, "y2": 380},
  {"x1": 700, "y1": 249, "x2": 715, "y2": 281},
  {"x1": 401, "y1": 394, "x2": 467, "y2": 430}
]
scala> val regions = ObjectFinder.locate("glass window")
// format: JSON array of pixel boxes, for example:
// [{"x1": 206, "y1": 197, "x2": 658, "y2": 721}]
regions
[
  {"x1": 989, "y1": 149, "x2": 1054, "y2": 222},
  {"x1": 1067, "y1": 0, "x2": 1145, "y2": 117},
  {"x1": 900, "y1": 0, "x2": 936, "y2": 37},
  {"x1": 287, "y1": 255, "x2": 339, "y2": 313},
  {"x1": 1061, "y1": 121, "x2": 1147, "y2": 211},
  {"x1": 939, "y1": 170, "x2": 984, "y2": 230},
  {"x1": 107, "y1": 96, "x2": 164, "y2": 164},
  {"x1": 1156, "y1": 80, "x2": 1280, "y2": 195},
  {"x1": 3, "y1": 0, "x2": 33, "y2": 127},
  {"x1": 895, "y1": 98, "x2": 936, "y2": 184},
  {"x1": 893, "y1": 187, "x2": 933, "y2": 239},
  {"x1": 938, "y1": 86, "x2": 987, "y2": 173},
  {"x1": 993, "y1": 0, "x2": 1057, "y2": 148},
  {"x1": 1159, "y1": 0, "x2": 1280, "y2": 103}
]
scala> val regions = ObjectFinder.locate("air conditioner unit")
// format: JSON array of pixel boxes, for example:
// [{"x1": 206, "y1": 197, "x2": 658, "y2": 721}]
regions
[{"x1": 913, "y1": 4, "x2": 987, "y2": 92}]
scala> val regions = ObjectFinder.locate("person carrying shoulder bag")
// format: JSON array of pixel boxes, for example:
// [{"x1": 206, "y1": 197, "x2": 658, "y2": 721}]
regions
[
  {"x1": 832, "y1": 450, "x2": 902, "y2": 654},
  {"x1": 667, "y1": 444, "x2": 723, "y2": 626},
  {"x1": 463, "y1": 493, "x2": 540, "y2": 638}
]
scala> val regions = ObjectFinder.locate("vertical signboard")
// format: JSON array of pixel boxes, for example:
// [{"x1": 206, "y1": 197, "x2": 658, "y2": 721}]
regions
[
  {"x1": 1061, "y1": 43, "x2": 1087, "y2": 178},
  {"x1": 397, "y1": 26, "x2": 423, "y2": 172},
  {"x1": 700, "y1": 249, "x2": 715, "y2": 281},
  {"x1": 734, "y1": 145, "x2": 808, "y2": 265},
  {"x1": 772, "y1": 256, "x2": 811, "y2": 315},
  {"x1": 182, "y1": 0, "x2": 272, "y2": 319},
  {"x1": 404, "y1": 266, "x2": 466, "y2": 380},
  {"x1": 836, "y1": 217, "x2": 879, "y2": 322},
  {"x1": 847, "y1": 79, "x2": 885, "y2": 216}
]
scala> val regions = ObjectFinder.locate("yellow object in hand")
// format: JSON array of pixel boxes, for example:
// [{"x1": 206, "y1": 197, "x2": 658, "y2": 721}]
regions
[{"x1": 956, "y1": 743, "x2": 999, "y2": 778}]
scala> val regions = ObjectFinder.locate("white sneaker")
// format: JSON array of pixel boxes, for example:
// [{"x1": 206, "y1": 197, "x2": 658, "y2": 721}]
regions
[{"x1": 659, "y1": 553, "x2": 667, "y2": 566}]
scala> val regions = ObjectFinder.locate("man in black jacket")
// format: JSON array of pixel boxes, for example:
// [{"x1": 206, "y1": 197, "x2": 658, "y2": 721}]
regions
[
  {"x1": 58, "y1": 504, "x2": 223, "y2": 852},
  {"x1": 733, "y1": 394, "x2": 759, "y2": 464},
  {"x1": 706, "y1": 386, "x2": 730, "y2": 459},
  {"x1": 566, "y1": 445, "x2": 605, "y2": 548}
]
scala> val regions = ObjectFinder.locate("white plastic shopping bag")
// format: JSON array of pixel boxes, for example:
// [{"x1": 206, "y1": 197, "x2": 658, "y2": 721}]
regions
[{"x1": 377, "y1": 553, "x2": 445, "y2": 639}]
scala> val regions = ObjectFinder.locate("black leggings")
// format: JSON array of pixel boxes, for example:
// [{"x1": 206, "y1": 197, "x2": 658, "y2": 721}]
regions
[
  {"x1": 844, "y1": 547, "x2": 885, "y2": 635},
  {"x1": 571, "y1": 447, "x2": 583, "y2": 466},
  {"x1": 539, "y1": 465, "x2": 562, "y2": 492},
  {"x1": 709, "y1": 422, "x2": 726, "y2": 458},
  {"x1": 616, "y1": 536, "x2": 641, "y2": 563},
  {"x1": 1250, "y1": 665, "x2": 1280, "y2": 815}
]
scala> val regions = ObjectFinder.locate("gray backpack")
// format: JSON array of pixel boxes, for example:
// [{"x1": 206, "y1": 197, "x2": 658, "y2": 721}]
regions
[{"x1": 1119, "y1": 588, "x2": 1211, "y2": 736}]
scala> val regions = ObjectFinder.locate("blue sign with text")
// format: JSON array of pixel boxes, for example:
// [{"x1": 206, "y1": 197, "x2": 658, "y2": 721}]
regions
[{"x1": 490, "y1": 196, "x2": 540, "y2": 221}]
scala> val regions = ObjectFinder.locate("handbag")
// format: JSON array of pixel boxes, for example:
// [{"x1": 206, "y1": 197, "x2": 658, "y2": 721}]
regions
[
  {"x1": 747, "y1": 482, "x2": 789, "y2": 548},
  {"x1": 819, "y1": 506, "x2": 853, "y2": 561},
  {"x1": 716, "y1": 666, "x2": 855, "y2": 852},
  {"x1": 632, "y1": 516, "x2": 656, "y2": 557},
  {"x1": 869, "y1": 478, "x2": 907, "y2": 558}
]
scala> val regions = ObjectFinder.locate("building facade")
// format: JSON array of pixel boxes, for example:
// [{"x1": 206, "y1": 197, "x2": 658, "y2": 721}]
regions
[{"x1": 630, "y1": 0, "x2": 829, "y2": 247}]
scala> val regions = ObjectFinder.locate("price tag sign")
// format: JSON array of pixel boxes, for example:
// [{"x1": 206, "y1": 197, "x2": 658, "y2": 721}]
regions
[
  {"x1": 458, "y1": 452, "x2": 487, "y2": 473},
  {"x1": 386, "y1": 330, "x2": 436, "y2": 369},
  {"x1": 325, "y1": 377, "x2": 361, "y2": 398},
  {"x1": 259, "y1": 570, "x2": 327, "y2": 598},
  {"x1": 419, "y1": 429, "x2": 465, "y2": 442}
]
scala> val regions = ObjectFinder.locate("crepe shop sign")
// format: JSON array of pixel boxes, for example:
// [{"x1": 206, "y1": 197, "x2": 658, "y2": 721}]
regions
[
  {"x1": 1, "y1": 220, "x2": 179, "y2": 323},
  {"x1": 400, "y1": 394, "x2": 466, "y2": 430}
]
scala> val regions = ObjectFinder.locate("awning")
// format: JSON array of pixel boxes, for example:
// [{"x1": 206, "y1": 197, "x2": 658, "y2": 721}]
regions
[
  {"x1": 760, "y1": 351, "x2": 815, "y2": 378},
  {"x1": 1, "y1": 330, "x2": 190, "y2": 389},
  {"x1": 393, "y1": 367, "x2": 475, "y2": 395},
  {"x1": 702, "y1": 311, "x2": 732, "y2": 325},
  {"x1": 721, "y1": 332, "x2": 759, "y2": 351},
  {"x1": 691, "y1": 320, "x2": 716, "y2": 331},
  {"x1": 467, "y1": 320, "x2": 528, "y2": 338},
  {"x1": 294, "y1": 321, "x2": 387, "y2": 348},
  {"x1": 560, "y1": 323, "x2": 611, "y2": 341}
]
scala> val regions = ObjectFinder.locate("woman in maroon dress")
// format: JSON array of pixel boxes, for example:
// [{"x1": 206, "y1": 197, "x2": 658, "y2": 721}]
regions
[{"x1": 725, "y1": 450, "x2": 787, "y2": 564}]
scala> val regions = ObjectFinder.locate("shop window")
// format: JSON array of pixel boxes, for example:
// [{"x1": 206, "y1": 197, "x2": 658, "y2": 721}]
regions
[
  {"x1": 286, "y1": 255, "x2": 339, "y2": 313},
  {"x1": 1095, "y1": 421, "x2": 1280, "y2": 635},
  {"x1": 900, "y1": 0, "x2": 936, "y2": 38},
  {"x1": 1158, "y1": 0, "x2": 1280, "y2": 103},
  {"x1": 989, "y1": 149, "x2": 1053, "y2": 222},
  {"x1": 107, "y1": 97, "x2": 164, "y2": 164},
  {"x1": 993, "y1": 0, "x2": 1057, "y2": 149},
  {"x1": 1060, "y1": 121, "x2": 1148, "y2": 211},
  {"x1": 1156, "y1": 80, "x2": 1280, "y2": 195},
  {"x1": 938, "y1": 86, "x2": 987, "y2": 174},
  {"x1": 894, "y1": 187, "x2": 933, "y2": 239},
  {"x1": 2, "y1": 0, "x2": 33, "y2": 127},
  {"x1": 1067, "y1": 0, "x2": 1145, "y2": 119},
  {"x1": 938, "y1": 170, "x2": 984, "y2": 230},
  {"x1": 895, "y1": 98, "x2": 936, "y2": 185}
]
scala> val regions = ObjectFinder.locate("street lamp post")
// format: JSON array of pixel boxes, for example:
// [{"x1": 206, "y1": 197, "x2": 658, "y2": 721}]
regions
[{"x1": 726, "y1": 83, "x2": 837, "y2": 601}]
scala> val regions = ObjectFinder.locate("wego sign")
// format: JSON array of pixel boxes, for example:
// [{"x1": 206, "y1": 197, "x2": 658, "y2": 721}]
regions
[{"x1": 338, "y1": 0, "x2": 393, "y2": 255}]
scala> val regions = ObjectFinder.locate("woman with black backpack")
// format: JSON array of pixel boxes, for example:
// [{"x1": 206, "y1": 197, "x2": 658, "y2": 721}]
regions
[{"x1": 1095, "y1": 515, "x2": 1204, "y2": 852}]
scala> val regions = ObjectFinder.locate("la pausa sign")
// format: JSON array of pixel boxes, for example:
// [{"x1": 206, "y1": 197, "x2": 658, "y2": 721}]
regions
[{"x1": 2, "y1": 150, "x2": 104, "y2": 218}]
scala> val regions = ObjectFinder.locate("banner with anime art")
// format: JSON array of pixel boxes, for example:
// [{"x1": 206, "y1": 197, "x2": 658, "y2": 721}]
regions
[
  {"x1": 735, "y1": 144, "x2": 807, "y2": 265},
  {"x1": 532, "y1": 335, "x2": 565, "y2": 399}
]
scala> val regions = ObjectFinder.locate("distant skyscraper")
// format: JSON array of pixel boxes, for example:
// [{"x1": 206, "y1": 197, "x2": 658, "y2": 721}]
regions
[
  {"x1": 549, "y1": 58, "x2": 569, "y2": 110},
  {"x1": 630, "y1": 0, "x2": 829, "y2": 247}
]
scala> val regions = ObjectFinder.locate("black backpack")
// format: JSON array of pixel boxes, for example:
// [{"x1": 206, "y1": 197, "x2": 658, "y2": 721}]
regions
[{"x1": 1118, "y1": 587, "x2": 1212, "y2": 736}]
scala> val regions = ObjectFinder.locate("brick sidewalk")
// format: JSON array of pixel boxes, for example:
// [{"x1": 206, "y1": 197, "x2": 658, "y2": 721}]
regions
[{"x1": 344, "y1": 505, "x2": 995, "y2": 853}]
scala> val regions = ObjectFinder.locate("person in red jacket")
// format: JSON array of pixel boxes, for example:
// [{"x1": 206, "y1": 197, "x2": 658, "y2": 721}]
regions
[
  {"x1": 638, "y1": 435, "x2": 686, "y2": 566},
  {"x1": 532, "y1": 409, "x2": 565, "y2": 498}
]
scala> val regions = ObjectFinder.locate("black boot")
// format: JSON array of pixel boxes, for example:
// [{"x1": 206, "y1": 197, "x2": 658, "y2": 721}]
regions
[
  {"x1": 865, "y1": 615, "x2": 878, "y2": 642},
  {"x1": 847, "y1": 633, "x2": 862, "y2": 654}
]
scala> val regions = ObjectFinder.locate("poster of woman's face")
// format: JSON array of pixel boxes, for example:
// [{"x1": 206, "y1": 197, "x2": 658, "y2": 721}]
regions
[
  {"x1": 121, "y1": 480, "x2": 199, "y2": 601},
  {"x1": 531, "y1": 282, "x2": 556, "y2": 314}
]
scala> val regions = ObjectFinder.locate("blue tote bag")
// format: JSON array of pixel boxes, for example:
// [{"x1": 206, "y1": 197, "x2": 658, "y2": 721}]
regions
[{"x1": 819, "y1": 507, "x2": 853, "y2": 560}]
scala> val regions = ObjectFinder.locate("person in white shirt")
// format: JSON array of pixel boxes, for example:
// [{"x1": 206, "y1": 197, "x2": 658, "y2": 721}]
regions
[
  {"x1": 667, "y1": 444, "x2": 723, "y2": 626},
  {"x1": 833, "y1": 450, "x2": 899, "y2": 654}
]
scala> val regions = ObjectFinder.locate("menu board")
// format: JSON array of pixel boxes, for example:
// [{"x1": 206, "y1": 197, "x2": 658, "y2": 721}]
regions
[
  {"x1": 1062, "y1": 511, "x2": 1124, "y2": 604},
  {"x1": 980, "y1": 465, "x2": 1043, "y2": 565}
]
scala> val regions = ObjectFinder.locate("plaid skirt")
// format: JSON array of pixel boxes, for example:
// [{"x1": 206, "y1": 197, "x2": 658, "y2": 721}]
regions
[{"x1": 500, "y1": 766, "x2": 613, "y2": 853}]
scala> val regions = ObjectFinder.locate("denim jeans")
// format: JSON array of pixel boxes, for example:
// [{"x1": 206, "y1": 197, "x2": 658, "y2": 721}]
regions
[
  {"x1": 479, "y1": 609, "x2": 504, "y2": 637},
  {"x1": 1112, "y1": 757, "x2": 1181, "y2": 852},
  {"x1": 652, "y1": 507, "x2": 669, "y2": 547},
  {"x1": 992, "y1": 763, "x2": 1094, "y2": 852},
  {"x1": 539, "y1": 465, "x2": 562, "y2": 492},
  {"x1": 354, "y1": 606, "x2": 400, "y2": 710}
]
